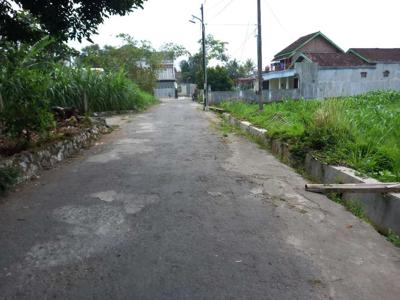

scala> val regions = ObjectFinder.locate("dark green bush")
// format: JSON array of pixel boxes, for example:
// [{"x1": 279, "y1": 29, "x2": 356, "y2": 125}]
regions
[
  {"x1": 0, "y1": 68, "x2": 56, "y2": 140},
  {"x1": 0, "y1": 167, "x2": 20, "y2": 194}
]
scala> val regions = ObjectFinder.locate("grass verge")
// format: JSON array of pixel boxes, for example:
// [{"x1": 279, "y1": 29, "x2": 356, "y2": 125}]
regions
[
  {"x1": 215, "y1": 116, "x2": 400, "y2": 248},
  {"x1": 219, "y1": 91, "x2": 400, "y2": 182}
]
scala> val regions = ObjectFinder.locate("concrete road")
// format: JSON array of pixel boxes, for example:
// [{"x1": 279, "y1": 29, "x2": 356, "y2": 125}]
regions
[{"x1": 1, "y1": 98, "x2": 399, "y2": 300}]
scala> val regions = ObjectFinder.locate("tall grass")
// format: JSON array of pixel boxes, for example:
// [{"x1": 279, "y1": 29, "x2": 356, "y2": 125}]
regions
[
  {"x1": 0, "y1": 37, "x2": 157, "y2": 145},
  {"x1": 48, "y1": 67, "x2": 157, "y2": 112},
  {"x1": 220, "y1": 91, "x2": 400, "y2": 182},
  {"x1": 0, "y1": 64, "x2": 157, "y2": 140}
]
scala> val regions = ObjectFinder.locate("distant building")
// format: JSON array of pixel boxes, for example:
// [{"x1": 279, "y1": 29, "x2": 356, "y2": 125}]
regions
[
  {"x1": 154, "y1": 60, "x2": 178, "y2": 98},
  {"x1": 261, "y1": 31, "x2": 400, "y2": 101}
]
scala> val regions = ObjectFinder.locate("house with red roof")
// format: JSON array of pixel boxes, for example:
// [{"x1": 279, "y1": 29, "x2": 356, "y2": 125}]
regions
[{"x1": 261, "y1": 32, "x2": 400, "y2": 101}]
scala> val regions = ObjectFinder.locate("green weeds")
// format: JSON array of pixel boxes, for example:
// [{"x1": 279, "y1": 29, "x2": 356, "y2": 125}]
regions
[
  {"x1": 387, "y1": 230, "x2": 400, "y2": 247},
  {"x1": 0, "y1": 39, "x2": 157, "y2": 144},
  {"x1": 219, "y1": 91, "x2": 400, "y2": 182}
]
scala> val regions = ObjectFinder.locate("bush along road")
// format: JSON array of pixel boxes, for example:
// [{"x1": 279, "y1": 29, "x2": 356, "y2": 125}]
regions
[{"x1": 0, "y1": 98, "x2": 399, "y2": 299}]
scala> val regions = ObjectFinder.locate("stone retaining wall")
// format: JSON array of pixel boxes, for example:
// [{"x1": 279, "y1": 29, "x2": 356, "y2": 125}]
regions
[
  {"x1": 0, "y1": 119, "x2": 110, "y2": 184},
  {"x1": 220, "y1": 112, "x2": 400, "y2": 235}
]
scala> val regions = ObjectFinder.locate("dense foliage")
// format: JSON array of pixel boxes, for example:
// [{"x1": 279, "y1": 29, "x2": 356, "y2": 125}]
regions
[
  {"x1": 0, "y1": 167, "x2": 19, "y2": 194},
  {"x1": 0, "y1": 0, "x2": 147, "y2": 42},
  {"x1": 0, "y1": 38, "x2": 156, "y2": 143},
  {"x1": 207, "y1": 66, "x2": 234, "y2": 91},
  {"x1": 180, "y1": 35, "x2": 255, "y2": 89},
  {"x1": 219, "y1": 91, "x2": 400, "y2": 182},
  {"x1": 49, "y1": 67, "x2": 156, "y2": 112},
  {"x1": 77, "y1": 34, "x2": 162, "y2": 93}
]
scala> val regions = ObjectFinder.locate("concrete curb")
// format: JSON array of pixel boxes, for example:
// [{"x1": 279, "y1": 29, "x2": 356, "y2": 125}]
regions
[
  {"x1": 221, "y1": 112, "x2": 400, "y2": 235},
  {"x1": 0, "y1": 121, "x2": 110, "y2": 185}
]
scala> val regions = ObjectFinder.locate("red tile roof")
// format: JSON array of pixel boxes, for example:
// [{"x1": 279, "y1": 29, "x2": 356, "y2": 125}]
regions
[
  {"x1": 273, "y1": 31, "x2": 344, "y2": 61},
  {"x1": 273, "y1": 32, "x2": 319, "y2": 61},
  {"x1": 304, "y1": 52, "x2": 368, "y2": 67},
  {"x1": 349, "y1": 48, "x2": 400, "y2": 63}
]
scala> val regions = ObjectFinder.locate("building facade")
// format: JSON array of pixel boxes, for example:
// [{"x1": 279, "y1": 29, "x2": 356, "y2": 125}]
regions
[
  {"x1": 154, "y1": 60, "x2": 178, "y2": 99},
  {"x1": 262, "y1": 32, "x2": 400, "y2": 101}
]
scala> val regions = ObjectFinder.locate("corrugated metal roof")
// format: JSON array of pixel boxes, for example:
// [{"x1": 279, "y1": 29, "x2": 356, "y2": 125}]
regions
[{"x1": 262, "y1": 69, "x2": 296, "y2": 80}]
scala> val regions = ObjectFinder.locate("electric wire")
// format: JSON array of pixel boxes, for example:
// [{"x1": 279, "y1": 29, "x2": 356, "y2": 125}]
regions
[
  {"x1": 209, "y1": 0, "x2": 236, "y2": 20},
  {"x1": 262, "y1": 0, "x2": 291, "y2": 35}
]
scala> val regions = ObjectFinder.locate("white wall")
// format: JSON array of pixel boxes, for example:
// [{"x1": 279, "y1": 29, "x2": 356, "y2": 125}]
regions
[
  {"x1": 293, "y1": 62, "x2": 400, "y2": 99},
  {"x1": 316, "y1": 64, "x2": 400, "y2": 98},
  {"x1": 157, "y1": 67, "x2": 175, "y2": 81}
]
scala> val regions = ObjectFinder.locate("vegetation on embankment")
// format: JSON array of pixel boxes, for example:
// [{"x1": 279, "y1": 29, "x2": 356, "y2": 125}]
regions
[
  {"x1": 219, "y1": 91, "x2": 400, "y2": 182},
  {"x1": 0, "y1": 38, "x2": 156, "y2": 144}
]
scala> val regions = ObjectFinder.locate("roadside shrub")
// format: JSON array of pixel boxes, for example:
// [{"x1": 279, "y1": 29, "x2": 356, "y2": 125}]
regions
[
  {"x1": 0, "y1": 167, "x2": 20, "y2": 194},
  {"x1": 0, "y1": 68, "x2": 56, "y2": 140},
  {"x1": 0, "y1": 37, "x2": 157, "y2": 156},
  {"x1": 48, "y1": 67, "x2": 157, "y2": 112}
]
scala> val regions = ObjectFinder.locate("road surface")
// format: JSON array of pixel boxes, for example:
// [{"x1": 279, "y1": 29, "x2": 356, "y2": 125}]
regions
[{"x1": 1, "y1": 98, "x2": 399, "y2": 299}]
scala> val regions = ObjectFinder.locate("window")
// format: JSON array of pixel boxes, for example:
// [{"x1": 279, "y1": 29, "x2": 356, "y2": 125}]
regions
[
  {"x1": 360, "y1": 72, "x2": 367, "y2": 78},
  {"x1": 294, "y1": 77, "x2": 299, "y2": 89},
  {"x1": 383, "y1": 70, "x2": 390, "y2": 78}
]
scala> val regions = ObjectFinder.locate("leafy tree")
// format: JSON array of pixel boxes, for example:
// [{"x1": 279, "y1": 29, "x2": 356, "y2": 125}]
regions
[
  {"x1": 226, "y1": 59, "x2": 241, "y2": 79},
  {"x1": 0, "y1": 0, "x2": 147, "y2": 42},
  {"x1": 77, "y1": 34, "x2": 162, "y2": 93},
  {"x1": 160, "y1": 43, "x2": 189, "y2": 60},
  {"x1": 0, "y1": 9, "x2": 45, "y2": 43},
  {"x1": 226, "y1": 59, "x2": 255, "y2": 80},
  {"x1": 206, "y1": 66, "x2": 234, "y2": 91},
  {"x1": 242, "y1": 59, "x2": 255, "y2": 76},
  {"x1": 180, "y1": 34, "x2": 229, "y2": 85},
  {"x1": 180, "y1": 53, "x2": 203, "y2": 85},
  {"x1": 179, "y1": 34, "x2": 254, "y2": 92},
  {"x1": 204, "y1": 34, "x2": 229, "y2": 62}
]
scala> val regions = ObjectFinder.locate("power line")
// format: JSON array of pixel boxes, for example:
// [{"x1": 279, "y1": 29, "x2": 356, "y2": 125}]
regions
[
  {"x1": 206, "y1": 0, "x2": 230, "y2": 11},
  {"x1": 240, "y1": 19, "x2": 252, "y2": 59},
  {"x1": 262, "y1": 0, "x2": 291, "y2": 35},
  {"x1": 240, "y1": 27, "x2": 257, "y2": 60},
  {"x1": 207, "y1": 23, "x2": 256, "y2": 27},
  {"x1": 232, "y1": 24, "x2": 256, "y2": 60},
  {"x1": 210, "y1": 0, "x2": 236, "y2": 20}
]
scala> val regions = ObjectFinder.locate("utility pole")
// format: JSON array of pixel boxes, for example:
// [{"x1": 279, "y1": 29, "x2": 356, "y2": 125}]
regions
[
  {"x1": 201, "y1": 4, "x2": 208, "y2": 111},
  {"x1": 190, "y1": 5, "x2": 208, "y2": 111},
  {"x1": 257, "y1": 0, "x2": 263, "y2": 110}
]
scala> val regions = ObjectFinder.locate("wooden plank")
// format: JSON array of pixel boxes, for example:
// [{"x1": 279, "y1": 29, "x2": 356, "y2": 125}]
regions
[{"x1": 305, "y1": 183, "x2": 400, "y2": 194}]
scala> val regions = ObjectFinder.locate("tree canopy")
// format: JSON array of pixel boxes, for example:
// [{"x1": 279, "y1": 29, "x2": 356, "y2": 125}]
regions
[
  {"x1": 77, "y1": 34, "x2": 162, "y2": 93},
  {"x1": 0, "y1": 0, "x2": 147, "y2": 43},
  {"x1": 207, "y1": 66, "x2": 234, "y2": 91},
  {"x1": 179, "y1": 34, "x2": 255, "y2": 91},
  {"x1": 160, "y1": 43, "x2": 189, "y2": 60}
]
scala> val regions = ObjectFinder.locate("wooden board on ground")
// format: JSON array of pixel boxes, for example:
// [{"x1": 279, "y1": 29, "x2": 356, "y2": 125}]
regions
[{"x1": 305, "y1": 183, "x2": 400, "y2": 194}]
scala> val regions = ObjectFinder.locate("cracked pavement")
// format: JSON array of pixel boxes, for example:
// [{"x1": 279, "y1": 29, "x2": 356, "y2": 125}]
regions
[{"x1": 0, "y1": 98, "x2": 399, "y2": 299}]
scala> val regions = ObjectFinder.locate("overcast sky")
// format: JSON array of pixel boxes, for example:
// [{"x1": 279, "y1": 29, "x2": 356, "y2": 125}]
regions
[{"x1": 69, "y1": 0, "x2": 400, "y2": 67}]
